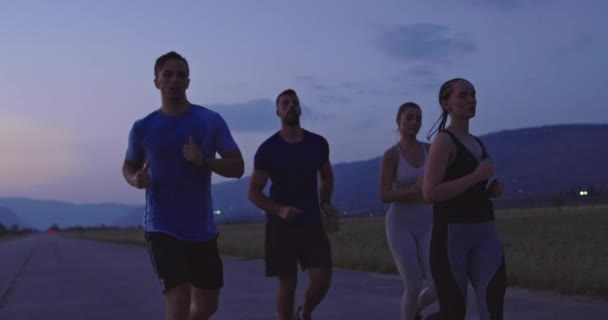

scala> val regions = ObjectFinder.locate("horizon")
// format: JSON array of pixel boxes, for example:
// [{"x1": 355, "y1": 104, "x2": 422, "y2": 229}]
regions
[
  {"x1": 1, "y1": 1, "x2": 606, "y2": 204},
  {"x1": 2, "y1": 121, "x2": 606, "y2": 207}
]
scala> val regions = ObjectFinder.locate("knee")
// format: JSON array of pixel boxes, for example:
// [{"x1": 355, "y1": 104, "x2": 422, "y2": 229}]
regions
[
  {"x1": 278, "y1": 276, "x2": 298, "y2": 298},
  {"x1": 279, "y1": 276, "x2": 298, "y2": 291},
  {"x1": 190, "y1": 301, "x2": 218, "y2": 320},
  {"x1": 166, "y1": 283, "x2": 191, "y2": 305},
  {"x1": 309, "y1": 273, "x2": 331, "y2": 294}
]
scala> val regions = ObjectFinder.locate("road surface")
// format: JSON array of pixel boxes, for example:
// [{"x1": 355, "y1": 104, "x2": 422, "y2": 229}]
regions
[{"x1": 1, "y1": 235, "x2": 606, "y2": 319}]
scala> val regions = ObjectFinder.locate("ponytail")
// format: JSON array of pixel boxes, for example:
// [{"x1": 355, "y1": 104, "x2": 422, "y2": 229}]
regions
[
  {"x1": 426, "y1": 110, "x2": 448, "y2": 141},
  {"x1": 427, "y1": 77, "x2": 464, "y2": 141}
]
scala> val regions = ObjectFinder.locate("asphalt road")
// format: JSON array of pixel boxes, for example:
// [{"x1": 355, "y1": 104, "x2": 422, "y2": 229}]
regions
[{"x1": 1, "y1": 235, "x2": 606, "y2": 319}]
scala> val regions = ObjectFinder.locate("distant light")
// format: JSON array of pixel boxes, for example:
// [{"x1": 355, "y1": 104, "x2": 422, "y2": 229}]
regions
[
  {"x1": 579, "y1": 190, "x2": 588, "y2": 196},
  {"x1": 213, "y1": 210, "x2": 221, "y2": 215}
]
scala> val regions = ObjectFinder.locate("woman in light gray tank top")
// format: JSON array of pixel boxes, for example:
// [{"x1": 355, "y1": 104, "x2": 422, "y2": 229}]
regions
[{"x1": 379, "y1": 102, "x2": 437, "y2": 320}]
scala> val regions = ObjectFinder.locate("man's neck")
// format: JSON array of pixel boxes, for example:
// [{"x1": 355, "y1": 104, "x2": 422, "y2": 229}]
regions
[
  {"x1": 279, "y1": 125, "x2": 304, "y2": 143},
  {"x1": 161, "y1": 99, "x2": 191, "y2": 116}
]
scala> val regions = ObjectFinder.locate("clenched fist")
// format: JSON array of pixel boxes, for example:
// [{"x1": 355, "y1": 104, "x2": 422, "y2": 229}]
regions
[
  {"x1": 130, "y1": 163, "x2": 150, "y2": 189},
  {"x1": 183, "y1": 135, "x2": 205, "y2": 166},
  {"x1": 487, "y1": 179, "x2": 504, "y2": 198},
  {"x1": 278, "y1": 206, "x2": 304, "y2": 220},
  {"x1": 321, "y1": 202, "x2": 339, "y2": 216},
  {"x1": 473, "y1": 160, "x2": 494, "y2": 183}
]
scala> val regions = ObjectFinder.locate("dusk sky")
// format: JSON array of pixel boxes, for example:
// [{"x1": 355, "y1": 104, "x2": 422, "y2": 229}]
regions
[{"x1": 1, "y1": 0, "x2": 605, "y2": 205}]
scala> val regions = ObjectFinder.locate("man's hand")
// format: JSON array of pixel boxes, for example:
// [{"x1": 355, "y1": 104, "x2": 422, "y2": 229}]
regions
[
  {"x1": 130, "y1": 163, "x2": 150, "y2": 189},
  {"x1": 183, "y1": 136, "x2": 205, "y2": 166},
  {"x1": 321, "y1": 202, "x2": 338, "y2": 216},
  {"x1": 487, "y1": 179, "x2": 504, "y2": 198},
  {"x1": 321, "y1": 201, "x2": 340, "y2": 233},
  {"x1": 278, "y1": 206, "x2": 304, "y2": 220}
]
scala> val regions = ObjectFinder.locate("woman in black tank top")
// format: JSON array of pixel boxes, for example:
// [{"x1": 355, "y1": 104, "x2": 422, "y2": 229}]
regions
[{"x1": 422, "y1": 78, "x2": 507, "y2": 320}]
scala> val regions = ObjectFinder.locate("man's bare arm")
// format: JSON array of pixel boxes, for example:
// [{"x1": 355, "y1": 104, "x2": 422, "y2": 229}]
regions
[
  {"x1": 122, "y1": 160, "x2": 149, "y2": 189},
  {"x1": 247, "y1": 169, "x2": 282, "y2": 216},
  {"x1": 208, "y1": 148, "x2": 245, "y2": 178},
  {"x1": 318, "y1": 161, "x2": 334, "y2": 204}
]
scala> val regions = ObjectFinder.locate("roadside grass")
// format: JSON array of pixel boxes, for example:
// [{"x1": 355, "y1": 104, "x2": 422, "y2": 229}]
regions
[{"x1": 62, "y1": 205, "x2": 608, "y2": 299}]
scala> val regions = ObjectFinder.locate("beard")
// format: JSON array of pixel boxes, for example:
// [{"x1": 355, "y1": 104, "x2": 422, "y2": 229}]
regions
[{"x1": 285, "y1": 113, "x2": 300, "y2": 127}]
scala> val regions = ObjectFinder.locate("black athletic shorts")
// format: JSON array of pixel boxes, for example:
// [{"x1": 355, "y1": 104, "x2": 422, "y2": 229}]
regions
[
  {"x1": 145, "y1": 231, "x2": 223, "y2": 293},
  {"x1": 264, "y1": 221, "x2": 333, "y2": 278}
]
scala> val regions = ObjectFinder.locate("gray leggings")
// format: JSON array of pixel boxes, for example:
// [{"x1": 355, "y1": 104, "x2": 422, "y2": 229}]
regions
[
  {"x1": 430, "y1": 221, "x2": 506, "y2": 320},
  {"x1": 386, "y1": 207, "x2": 435, "y2": 319}
]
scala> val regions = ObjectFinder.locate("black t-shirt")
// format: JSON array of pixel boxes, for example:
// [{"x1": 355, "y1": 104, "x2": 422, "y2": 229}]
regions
[{"x1": 253, "y1": 129, "x2": 329, "y2": 225}]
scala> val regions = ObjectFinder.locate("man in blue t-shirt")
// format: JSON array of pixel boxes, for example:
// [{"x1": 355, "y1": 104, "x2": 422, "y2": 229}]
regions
[
  {"x1": 122, "y1": 51, "x2": 244, "y2": 320},
  {"x1": 248, "y1": 89, "x2": 339, "y2": 320}
]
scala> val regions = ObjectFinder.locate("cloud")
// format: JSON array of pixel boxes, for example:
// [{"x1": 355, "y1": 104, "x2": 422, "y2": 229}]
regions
[
  {"x1": 294, "y1": 75, "x2": 354, "y2": 106},
  {"x1": 318, "y1": 94, "x2": 352, "y2": 105},
  {"x1": 389, "y1": 66, "x2": 436, "y2": 84},
  {"x1": 456, "y1": 0, "x2": 551, "y2": 11},
  {"x1": 337, "y1": 82, "x2": 355, "y2": 89},
  {"x1": 547, "y1": 35, "x2": 593, "y2": 63},
  {"x1": 295, "y1": 75, "x2": 316, "y2": 83},
  {"x1": 407, "y1": 66, "x2": 436, "y2": 77},
  {"x1": 0, "y1": 114, "x2": 84, "y2": 191},
  {"x1": 208, "y1": 98, "x2": 332, "y2": 132},
  {"x1": 353, "y1": 88, "x2": 404, "y2": 97},
  {"x1": 372, "y1": 23, "x2": 477, "y2": 64}
]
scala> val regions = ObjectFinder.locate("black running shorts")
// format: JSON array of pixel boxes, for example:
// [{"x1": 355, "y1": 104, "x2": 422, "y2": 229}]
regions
[
  {"x1": 145, "y1": 231, "x2": 224, "y2": 293},
  {"x1": 264, "y1": 221, "x2": 333, "y2": 278}
]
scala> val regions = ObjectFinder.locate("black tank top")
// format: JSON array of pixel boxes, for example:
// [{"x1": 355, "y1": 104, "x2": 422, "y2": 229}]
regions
[{"x1": 432, "y1": 130, "x2": 494, "y2": 224}]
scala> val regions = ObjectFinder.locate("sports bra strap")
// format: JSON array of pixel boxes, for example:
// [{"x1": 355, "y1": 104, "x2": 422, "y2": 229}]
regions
[{"x1": 441, "y1": 129, "x2": 488, "y2": 159}]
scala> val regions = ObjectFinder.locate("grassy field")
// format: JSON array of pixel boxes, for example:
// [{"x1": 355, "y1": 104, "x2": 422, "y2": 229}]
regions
[
  {"x1": 62, "y1": 205, "x2": 608, "y2": 299},
  {"x1": 0, "y1": 234, "x2": 29, "y2": 243}
]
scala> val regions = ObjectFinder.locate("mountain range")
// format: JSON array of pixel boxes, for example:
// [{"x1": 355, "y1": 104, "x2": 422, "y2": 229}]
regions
[{"x1": 1, "y1": 124, "x2": 606, "y2": 229}]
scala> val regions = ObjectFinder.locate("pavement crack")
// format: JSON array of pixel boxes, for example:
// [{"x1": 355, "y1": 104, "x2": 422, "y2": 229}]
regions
[{"x1": 0, "y1": 237, "x2": 38, "y2": 309}]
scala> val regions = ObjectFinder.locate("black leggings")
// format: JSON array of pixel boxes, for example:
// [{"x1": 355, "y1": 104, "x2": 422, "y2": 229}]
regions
[{"x1": 430, "y1": 222, "x2": 506, "y2": 320}]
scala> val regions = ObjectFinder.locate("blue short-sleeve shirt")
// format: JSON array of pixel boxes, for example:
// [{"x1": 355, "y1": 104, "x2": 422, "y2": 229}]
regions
[{"x1": 125, "y1": 104, "x2": 238, "y2": 241}]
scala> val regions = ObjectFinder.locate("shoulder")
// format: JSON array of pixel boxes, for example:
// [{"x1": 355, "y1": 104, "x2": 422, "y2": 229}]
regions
[
  {"x1": 382, "y1": 144, "x2": 398, "y2": 163},
  {"x1": 303, "y1": 129, "x2": 328, "y2": 145},
  {"x1": 256, "y1": 131, "x2": 281, "y2": 151},
  {"x1": 470, "y1": 133, "x2": 485, "y2": 144},
  {"x1": 431, "y1": 131, "x2": 455, "y2": 148},
  {"x1": 383, "y1": 144, "x2": 398, "y2": 157},
  {"x1": 132, "y1": 110, "x2": 161, "y2": 131},
  {"x1": 191, "y1": 105, "x2": 236, "y2": 134},
  {"x1": 191, "y1": 104, "x2": 222, "y2": 121}
]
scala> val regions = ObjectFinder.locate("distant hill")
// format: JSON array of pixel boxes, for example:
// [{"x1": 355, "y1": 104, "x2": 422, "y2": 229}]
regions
[
  {"x1": 111, "y1": 206, "x2": 145, "y2": 227},
  {"x1": 0, "y1": 206, "x2": 29, "y2": 229},
  {"x1": 0, "y1": 198, "x2": 139, "y2": 230},
  {"x1": 2, "y1": 124, "x2": 606, "y2": 227},
  {"x1": 207, "y1": 124, "x2": 608, "y2": 221},
  {"x1": 480, "y1": 124, "x2": 607, "y2": 197}
]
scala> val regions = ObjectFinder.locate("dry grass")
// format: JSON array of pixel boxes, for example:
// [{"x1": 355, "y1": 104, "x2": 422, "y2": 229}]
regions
[
  {"x1": 0, "y1": 234, "x2": 29, "y2": 243},
  {"x1": 62, "y1": 205, "x2": 608, "y2": 299}
]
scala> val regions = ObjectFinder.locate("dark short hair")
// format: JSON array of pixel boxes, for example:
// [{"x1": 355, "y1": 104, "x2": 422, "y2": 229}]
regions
[
  {"x1": 275, "y1": 89, "x2": 298, "y2": 106},
  {"x1": 154, "y1": 51, "x2": 189, "y2": 79}
]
